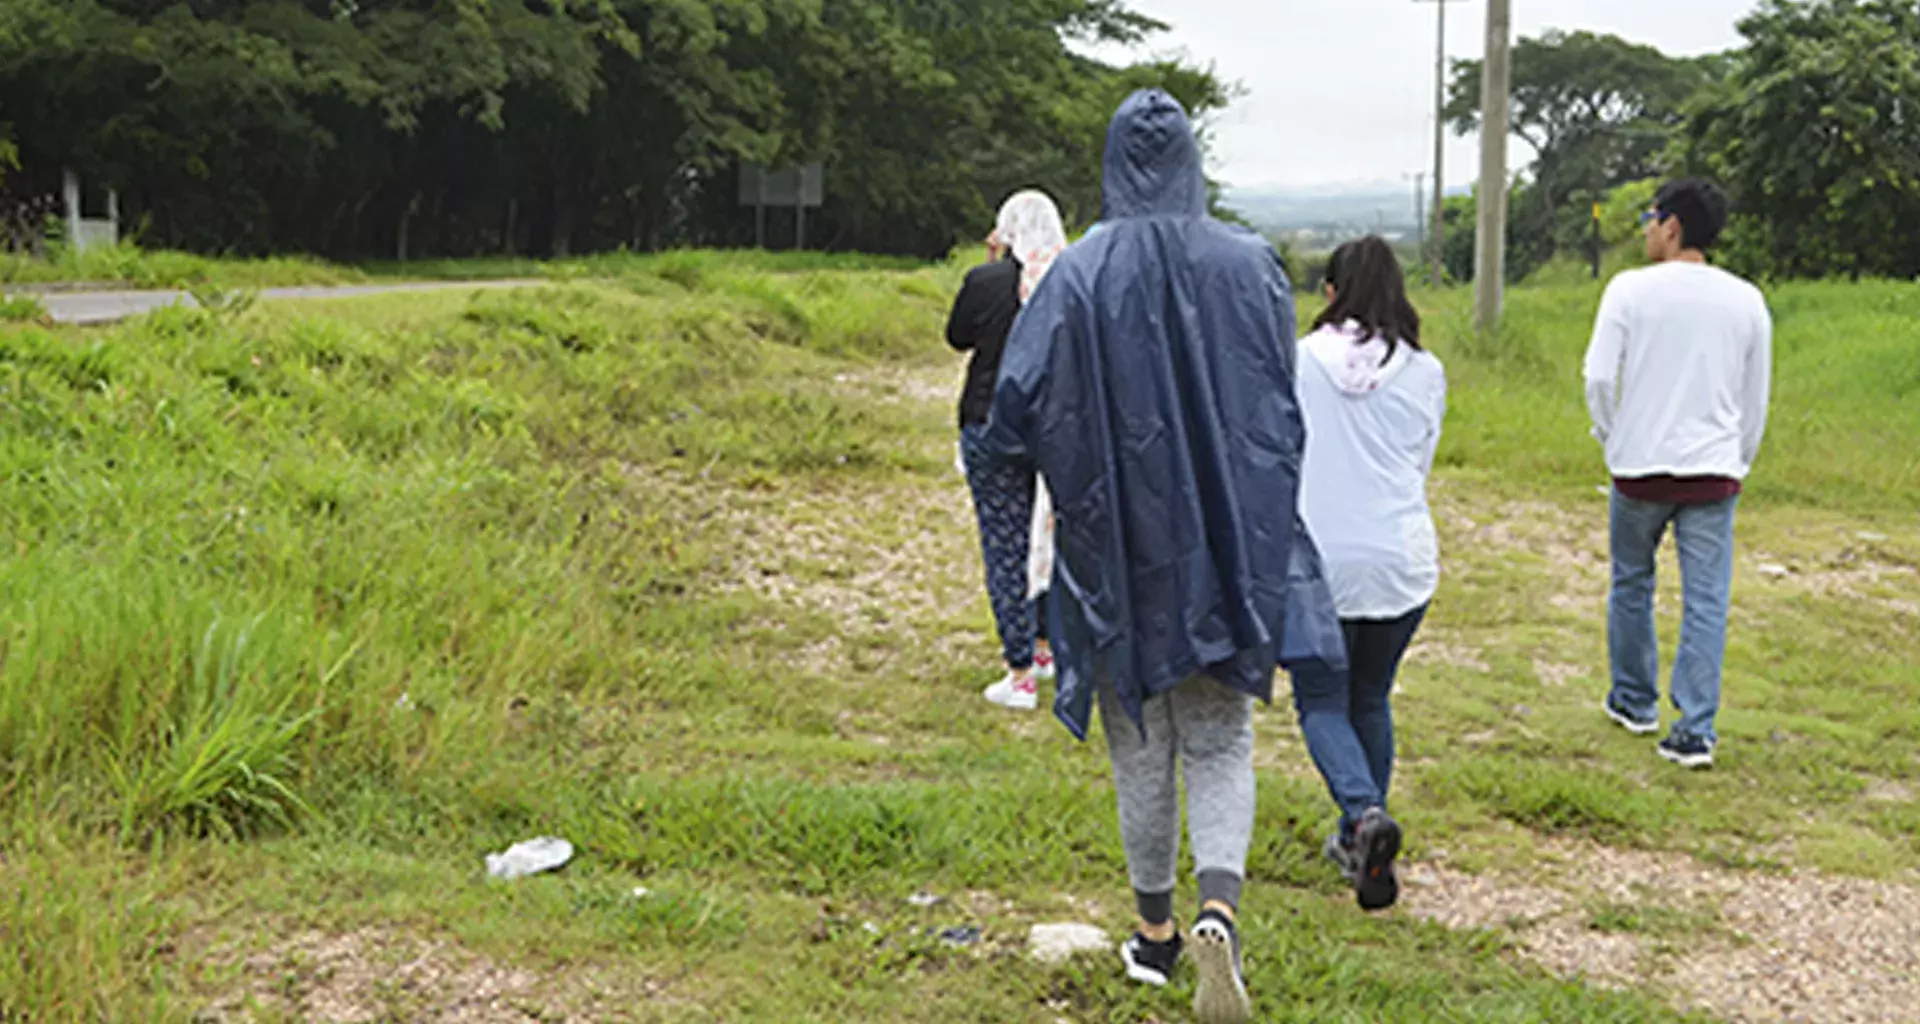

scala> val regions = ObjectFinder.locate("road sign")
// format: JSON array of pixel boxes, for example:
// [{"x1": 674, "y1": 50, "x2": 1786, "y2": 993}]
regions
[
  {"x1": 738, "y1": 163, "x2": 825, "y2": 249},
  {"x1": 738, "y1": 164, "x2": 824, "y2": 209}
]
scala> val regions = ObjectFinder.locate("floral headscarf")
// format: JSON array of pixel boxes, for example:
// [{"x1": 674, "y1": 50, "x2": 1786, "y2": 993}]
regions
[{"x1": 990, "y1": 190, "x2": 1069, "y2": 304}]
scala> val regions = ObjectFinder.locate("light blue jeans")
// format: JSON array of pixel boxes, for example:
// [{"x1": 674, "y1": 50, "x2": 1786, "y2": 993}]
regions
[{"x1": 1608, "y1": 489, "x2": 1738, "y2": 744}]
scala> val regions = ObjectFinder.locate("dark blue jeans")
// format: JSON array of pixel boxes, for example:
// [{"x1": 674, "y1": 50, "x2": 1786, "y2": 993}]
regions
[{"x1": 1289, "y1": 605, "x2": 1429, "y2": 834}]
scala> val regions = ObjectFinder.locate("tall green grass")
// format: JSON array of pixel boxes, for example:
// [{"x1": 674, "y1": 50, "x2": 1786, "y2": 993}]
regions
[
  {"x1": 1, "y1": 241, "x2": 365, "y2": 289},
  {"x1": 366, "y1": 247, "x2": 930, "y2": 284},
  {"x1": 0, "y1": 268, "x2": 952, "y2": 848},
  {"x1": 3, "y1": 240, "x2": 933, "y2": 291}
]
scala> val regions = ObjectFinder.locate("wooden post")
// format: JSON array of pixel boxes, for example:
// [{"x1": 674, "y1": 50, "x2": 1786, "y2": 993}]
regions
[
  {"x1": 63, "y1": 169, "x2": 82, "y2": 247},
  {"x1": 1591, "y1": 201, "x2": 1603, "y2": 280}
]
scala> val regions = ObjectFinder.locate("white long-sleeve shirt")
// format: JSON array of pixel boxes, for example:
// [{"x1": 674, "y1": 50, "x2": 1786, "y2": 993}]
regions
[{"x1": 1583, "y1": 262, "x2": 1773, "y2": 480}]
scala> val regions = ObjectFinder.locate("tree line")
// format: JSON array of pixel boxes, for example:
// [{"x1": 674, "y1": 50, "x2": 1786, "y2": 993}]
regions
[
  {"x1": 0, "y1": 0, "x2": 1227, "y2": 260},
  {"x1": 1445, "y1": 0, "x2": 1920, "y2": 283}
]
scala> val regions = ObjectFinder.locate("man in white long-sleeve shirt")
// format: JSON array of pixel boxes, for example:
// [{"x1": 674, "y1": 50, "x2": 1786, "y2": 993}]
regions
[{"x1": 1583, "y1": 179, "x2": 1772, "y2": 770}]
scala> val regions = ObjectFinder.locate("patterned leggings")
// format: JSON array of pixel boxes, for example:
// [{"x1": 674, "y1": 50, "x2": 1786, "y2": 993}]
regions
[{"x1": 959, "y1": 424, "x2": 1045, "y2": 670}]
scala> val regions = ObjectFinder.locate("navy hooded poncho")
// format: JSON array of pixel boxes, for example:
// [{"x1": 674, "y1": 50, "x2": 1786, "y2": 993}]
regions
[{"x1": 978, "y1": 89, "x2": 1348, "y2": 739}]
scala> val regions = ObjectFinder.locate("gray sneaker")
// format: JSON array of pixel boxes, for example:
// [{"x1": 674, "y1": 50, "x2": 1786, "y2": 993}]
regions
[
  {"x1": 1190, "y1": 908, "x2": 1251, "y2": 1024},
  {"x1": 1323, "y1": 831, "x2": 1358, "y2": 883}
]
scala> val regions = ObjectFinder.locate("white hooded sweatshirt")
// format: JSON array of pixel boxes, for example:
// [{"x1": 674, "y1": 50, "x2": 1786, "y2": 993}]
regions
[{"x1": 1297, "y1": 322, "x2": 1448, "y2": 620}]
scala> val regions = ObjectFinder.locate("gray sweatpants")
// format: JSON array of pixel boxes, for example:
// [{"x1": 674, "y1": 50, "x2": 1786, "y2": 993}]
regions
[{"x1": 1099, "y1": 675, "x2": 1256, "y2": 916}]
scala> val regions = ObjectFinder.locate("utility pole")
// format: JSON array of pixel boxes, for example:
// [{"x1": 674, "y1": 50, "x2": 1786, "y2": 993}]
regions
[
  {"x1": 1473, "y1": 0, "x2": 1512, "y2": 333},
  {"x1": 1414, "y1": 0, "x2": 1462, "y2": 289}
]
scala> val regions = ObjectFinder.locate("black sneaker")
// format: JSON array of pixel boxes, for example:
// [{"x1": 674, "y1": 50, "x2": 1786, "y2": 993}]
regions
[
  {"x1": 1323, "y1": 831, "x2": 1358, "y2": 884},
  {"x1": 1190, "y1": 909, "x2": 1251, "y2": 1024},
  {"x1": 1353, "y1": 807, "x2": 1403, "y2": 912},
  {"x1": 1118, "y1": 930, "x2": 1182, "y2": 987},
  {"x1": 1604, "y1": 697, "x2": 1660, "y2": 735},
  {"x1": 1658, "y1": 733, "x2": 1716, "y2": 769}
]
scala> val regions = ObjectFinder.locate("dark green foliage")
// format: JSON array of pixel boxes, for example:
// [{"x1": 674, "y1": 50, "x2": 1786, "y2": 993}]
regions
[
  {"x1": 1678, "y1": 0, "x2": 1920, "y2": 280},
  {"x1": 0, "y1": 0, "x2": 1228, "y2": 260}
]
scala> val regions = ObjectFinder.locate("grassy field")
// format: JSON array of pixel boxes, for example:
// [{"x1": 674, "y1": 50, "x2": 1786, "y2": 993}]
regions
[
  {"x1": 1, "y1": 241, "x2": 925, "y2": 291},
  {"x1": 0, "y1": 250, "x2": 1915, "y2": 1021},
  {"x1": 0, "y1": 243, "x2": 368, "y2": 290}
]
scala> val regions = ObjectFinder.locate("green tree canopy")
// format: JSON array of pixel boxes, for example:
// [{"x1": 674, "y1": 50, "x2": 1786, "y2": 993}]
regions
[
  {"x1": 1679, "y1": 0, "x2": 1920, "y2": 280},
  {"x1": 1446, "y1": 29, "x2": 1718, "y2": 277},
  {"x1": 0, "y1": 0, "x2": 1229, "y2": 259}
]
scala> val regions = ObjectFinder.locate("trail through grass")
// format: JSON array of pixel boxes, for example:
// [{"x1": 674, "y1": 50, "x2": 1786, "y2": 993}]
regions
[{"x1": 0, "y1": 253, "x2": 1915, "y2": 1021}]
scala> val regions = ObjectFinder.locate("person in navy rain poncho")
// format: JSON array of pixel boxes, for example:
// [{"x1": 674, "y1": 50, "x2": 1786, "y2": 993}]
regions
[{"x1": 975, "y1": 89, "x2": 1346, "y2": 1024}]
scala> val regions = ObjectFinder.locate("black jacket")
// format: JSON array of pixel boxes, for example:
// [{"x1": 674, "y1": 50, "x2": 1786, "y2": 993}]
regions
[{"x1": 945, "y1": 257, "x2": 1022, "y2": 427}]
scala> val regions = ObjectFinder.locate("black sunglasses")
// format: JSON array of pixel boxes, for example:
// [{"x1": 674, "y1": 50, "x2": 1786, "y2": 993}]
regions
[{"x1": 1638, "y1": 209, "x2": 1671, "y2": 226}]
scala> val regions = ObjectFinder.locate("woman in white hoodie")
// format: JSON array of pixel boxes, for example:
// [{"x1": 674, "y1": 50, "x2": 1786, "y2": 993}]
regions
[{"x1": 1289, "y1": 236, "x2": 1446, "y2": 912}]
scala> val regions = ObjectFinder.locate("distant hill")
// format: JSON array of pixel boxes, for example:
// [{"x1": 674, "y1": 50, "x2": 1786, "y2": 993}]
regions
[{"x1": 1223, "y1": 183, "x2": 1471, "y2": 247}]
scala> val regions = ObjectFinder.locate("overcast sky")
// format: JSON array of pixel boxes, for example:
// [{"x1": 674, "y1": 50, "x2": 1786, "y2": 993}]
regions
[{"x1": 1091, "y1": 0, "x2": 1760, "y2": 194}]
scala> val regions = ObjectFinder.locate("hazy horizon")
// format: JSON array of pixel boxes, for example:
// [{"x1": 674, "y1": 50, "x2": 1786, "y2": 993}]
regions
[{"x1": 1086, "y1": 0, "x2": 1759, "y2": 192}]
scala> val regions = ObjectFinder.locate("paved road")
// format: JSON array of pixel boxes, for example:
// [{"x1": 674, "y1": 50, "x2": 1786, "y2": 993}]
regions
[{"x1": 12, "y1": 279, "x2": 545, "y2": 325}]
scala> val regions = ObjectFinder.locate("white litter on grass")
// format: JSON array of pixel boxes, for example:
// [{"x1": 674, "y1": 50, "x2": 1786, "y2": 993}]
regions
[
  {"x1": 484, "y1": 837, "x2": 574, "y2": 880},
  {"x1": 1028, "y1": 922, "x2": 1109, "y2": 964},
  {"x1": 630, "y1": 886, "x2": 652, "y2": 899},
  {"x1": 1758, "y1": 563, "x2": 1792, "y2": 579},
  {"x1": 907, "y1": 892, "x2": 944, "y2": 908}
]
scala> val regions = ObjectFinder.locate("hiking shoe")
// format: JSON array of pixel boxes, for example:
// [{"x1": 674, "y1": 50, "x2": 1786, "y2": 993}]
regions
[
  {"x1": 1119, "y1": 930, "x2": 1182, "y2": 988},
  {"x1": 982, "y1": 673, "x2": 1038, "y2": 711},
  {"x1": 1034, "y1": 647, "x2": 1057, "y2": 681},
  {"x1": 1352, "y1": 807, "x2": 1403, "y2": 912},
  {"x1": 1658, "y1": 733, "x2": 1716, "y2": 769},
  {"x1": 1322, "y1": 831, "x2": 1358, "y2": 884},
  {"x1": 1604, "y1": 697, "x2": 1660, "y2": 735},
  {"x1": 1190, "y1": 909, "x2": 1251, "y2": 1024}
]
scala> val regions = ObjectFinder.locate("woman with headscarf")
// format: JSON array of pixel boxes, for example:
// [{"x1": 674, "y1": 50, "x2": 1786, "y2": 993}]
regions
[{"x1": 945, "y1": 190, "x2": 1068, "y2": 711}]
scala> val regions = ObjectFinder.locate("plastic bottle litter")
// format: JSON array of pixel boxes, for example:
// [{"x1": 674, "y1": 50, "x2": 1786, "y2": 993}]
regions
[{"x1": 484, "y1": 836, "x2": 574, "y2": 880}]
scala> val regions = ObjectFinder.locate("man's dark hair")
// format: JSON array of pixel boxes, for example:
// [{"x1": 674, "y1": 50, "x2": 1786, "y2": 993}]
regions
[
  {"x1": 1655, "y1": 179, "x2": 1730, "y2": 251},
  {"x1": 1313, "y1": 235, "x2": 1422, "y2": 361}
]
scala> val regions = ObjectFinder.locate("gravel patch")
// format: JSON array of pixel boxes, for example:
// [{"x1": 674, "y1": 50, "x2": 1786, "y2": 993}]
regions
[
  {"x1": 197, "y1": 928, "x2": 662, "y2": 1022},
  {"x1": 1404, "y1": 838, "x2": 1920, "y2": 1023},
  {"x1": 612, "y1": 362, "x2": 1004, "y2": 700}
]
